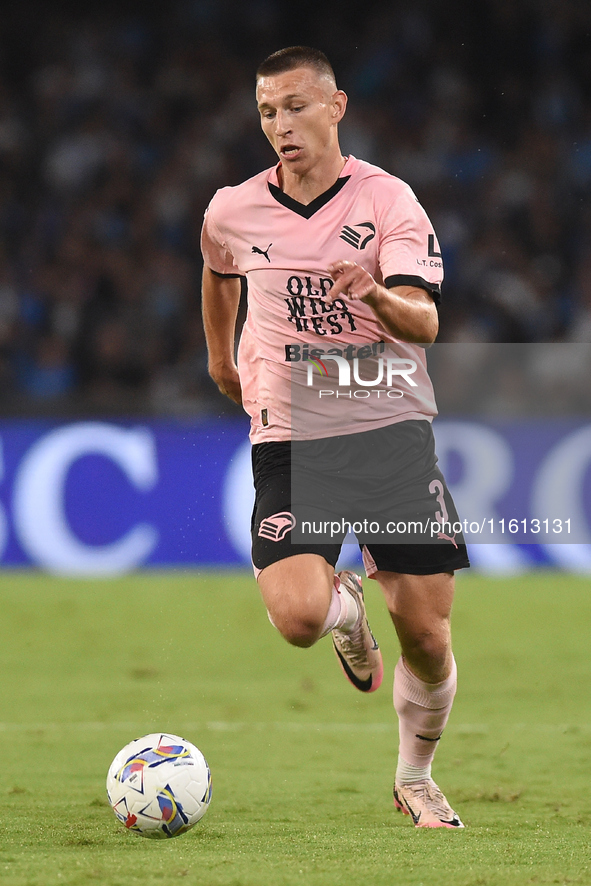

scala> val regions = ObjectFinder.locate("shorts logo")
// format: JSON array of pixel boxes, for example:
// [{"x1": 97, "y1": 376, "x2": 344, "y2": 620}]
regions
[
  {"x1": 339, "y1": 221, "x2": 376, "y2": 250},
  {"x1": 258, "y1": 511, "x2": 296, "y2": 542},
  {"x1": 437, "y1": 532, "x2": 459, "y2": 549}
]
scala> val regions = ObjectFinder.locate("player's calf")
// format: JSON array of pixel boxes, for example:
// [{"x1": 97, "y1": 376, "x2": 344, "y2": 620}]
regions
[{"x1": 258, "y1": 553, "x2": 335, "y2": 647}]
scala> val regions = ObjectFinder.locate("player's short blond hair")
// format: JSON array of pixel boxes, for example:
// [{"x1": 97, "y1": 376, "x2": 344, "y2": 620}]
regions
[{"x1": 256, "y1": 46, "x2": 336, "y2": 86}]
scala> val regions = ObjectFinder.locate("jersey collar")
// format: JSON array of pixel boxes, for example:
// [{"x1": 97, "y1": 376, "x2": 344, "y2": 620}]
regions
[{"x1": 267, "y1": 156, "x2": 353, "y2": 219}]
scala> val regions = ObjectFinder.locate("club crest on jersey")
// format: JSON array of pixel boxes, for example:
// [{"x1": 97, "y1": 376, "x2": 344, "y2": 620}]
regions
[{"x1": 339, "y1": 221, "x2": 376, "y2": 250}]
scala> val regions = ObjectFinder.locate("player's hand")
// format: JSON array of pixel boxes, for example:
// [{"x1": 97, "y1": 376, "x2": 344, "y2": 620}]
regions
[
  {"x1": 327, "y1": 260, "x2": 378, "y2": 302},
  {"x1": 209, "y1": 363, "x2": 243, "y2": 405}
]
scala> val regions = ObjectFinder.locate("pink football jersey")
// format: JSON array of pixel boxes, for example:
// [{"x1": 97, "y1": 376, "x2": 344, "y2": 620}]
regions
[{"x1": 201, "y1": 156, "x2": 443, "y2": 442}]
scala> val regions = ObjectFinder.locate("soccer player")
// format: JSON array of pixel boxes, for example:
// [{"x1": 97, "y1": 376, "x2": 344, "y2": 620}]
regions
[{"x1": 201, "y1": 46, "x2": 470, "y2": 828}]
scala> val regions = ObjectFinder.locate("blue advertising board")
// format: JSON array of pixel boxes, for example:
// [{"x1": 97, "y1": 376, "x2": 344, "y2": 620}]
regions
[{"x1": 0, "y1": 418, "x2": 589, "y2": 574}]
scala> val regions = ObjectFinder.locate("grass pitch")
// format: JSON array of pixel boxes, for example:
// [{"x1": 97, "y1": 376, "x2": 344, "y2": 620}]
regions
[{"x1": 0, "y1": 569, "x2": 590, "y2": 886}]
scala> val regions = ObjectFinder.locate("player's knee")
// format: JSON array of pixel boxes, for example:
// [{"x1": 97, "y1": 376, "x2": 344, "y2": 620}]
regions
[
  {"x1": 405, "y1": 627, "x2": 449, "y2": 667},
  {"x1": 278, "y1": 615, "x2": 322, "y2": 648},
  {"x1": 269, "y1": 607, "x2": 323, "y2": 648}
]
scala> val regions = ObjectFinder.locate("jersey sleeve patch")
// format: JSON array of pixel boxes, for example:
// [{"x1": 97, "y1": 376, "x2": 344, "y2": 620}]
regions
[{"x1": 377, "y1": 183, "x2": 444, "y2": 297}]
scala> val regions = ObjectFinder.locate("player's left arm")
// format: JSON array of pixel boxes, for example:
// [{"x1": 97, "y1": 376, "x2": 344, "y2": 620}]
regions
[{"x1": 327, "y1": 260, "x2": 438, "y2": 344}]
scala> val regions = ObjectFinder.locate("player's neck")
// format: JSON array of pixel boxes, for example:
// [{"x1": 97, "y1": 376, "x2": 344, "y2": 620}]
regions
[{"x1": 278, "y1": 152, "x2": 347, "y2": 205}]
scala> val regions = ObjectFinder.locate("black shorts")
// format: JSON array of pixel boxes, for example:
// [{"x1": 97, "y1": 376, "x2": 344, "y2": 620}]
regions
[{"x1": 251, "y1": 420, "x2": 470, "y2": 577}]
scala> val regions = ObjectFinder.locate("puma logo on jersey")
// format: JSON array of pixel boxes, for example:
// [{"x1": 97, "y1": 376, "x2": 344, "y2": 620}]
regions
[
  {"x1": 339, "y1": 221, "x2": 376, "y2": 250},
  {"x1": 252, "y1": 243, "x2": 272, "y2": 262}
]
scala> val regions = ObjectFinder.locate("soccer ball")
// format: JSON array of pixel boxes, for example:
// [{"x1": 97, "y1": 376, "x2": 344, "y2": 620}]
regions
[{"x1": 106, "y1": 733, "x2": 212, "y2": 839}]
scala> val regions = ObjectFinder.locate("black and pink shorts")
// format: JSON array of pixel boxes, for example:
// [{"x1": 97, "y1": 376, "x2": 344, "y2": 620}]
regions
[{"x1": 251, "y1": 420, "x2": 470, "y2": 578}]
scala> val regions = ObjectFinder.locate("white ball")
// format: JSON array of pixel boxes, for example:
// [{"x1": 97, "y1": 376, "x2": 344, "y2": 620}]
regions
[{"x1": 106, "y1": 733, "x2": 212, "y2": 839}]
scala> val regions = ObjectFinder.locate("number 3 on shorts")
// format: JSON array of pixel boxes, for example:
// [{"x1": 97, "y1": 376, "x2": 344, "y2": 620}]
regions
[{"x1": 429, "y1": 478, "x2": 449, "y2": 523}]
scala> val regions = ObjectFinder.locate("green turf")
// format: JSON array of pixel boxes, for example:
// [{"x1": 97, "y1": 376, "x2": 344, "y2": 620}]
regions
[{"x1": 0, "y1": 569, "x2": 590, "y2": 885}]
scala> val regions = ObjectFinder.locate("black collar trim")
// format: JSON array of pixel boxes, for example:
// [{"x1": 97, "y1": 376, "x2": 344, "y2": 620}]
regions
[{"x1": 268, "y1": 175, "x2": 351, "y2": 219}]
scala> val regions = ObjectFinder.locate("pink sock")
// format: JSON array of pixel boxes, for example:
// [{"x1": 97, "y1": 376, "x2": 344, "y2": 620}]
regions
[
  {"x1": 393, "y1": 656, "x2": 457, "y2": 768},
  {"x1": 319, "y1": 575, "x2": 358, "y2": 637}
]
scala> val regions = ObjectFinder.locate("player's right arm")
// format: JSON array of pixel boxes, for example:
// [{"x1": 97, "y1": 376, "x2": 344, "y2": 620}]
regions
[{"x1": 201, "y1": 266, "x2": 243, "y2": 405}]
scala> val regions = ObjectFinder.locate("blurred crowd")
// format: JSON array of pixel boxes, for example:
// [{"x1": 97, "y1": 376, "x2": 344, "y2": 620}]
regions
[{"x1": 0, "y1": 0, "x2": 589, "y2": 417}]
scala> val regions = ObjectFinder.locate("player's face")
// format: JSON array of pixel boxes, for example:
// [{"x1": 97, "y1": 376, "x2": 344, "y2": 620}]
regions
[{"x1": 256, "y1": 67, "x2": 346, "y2": 174}]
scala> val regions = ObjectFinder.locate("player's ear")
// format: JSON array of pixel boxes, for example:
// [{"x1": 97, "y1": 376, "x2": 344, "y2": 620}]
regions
[{"x1": 331, "y1": 90, "x2": 347, "y2": 123}]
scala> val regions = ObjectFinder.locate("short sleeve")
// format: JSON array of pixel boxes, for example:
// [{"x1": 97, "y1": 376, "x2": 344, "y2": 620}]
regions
[
  {"x1": 200, "y1": 203, "x2": 242, "y2": 277},
  {"x1": 378, "y1": 184, "x2": 443, "y2": 304}
]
